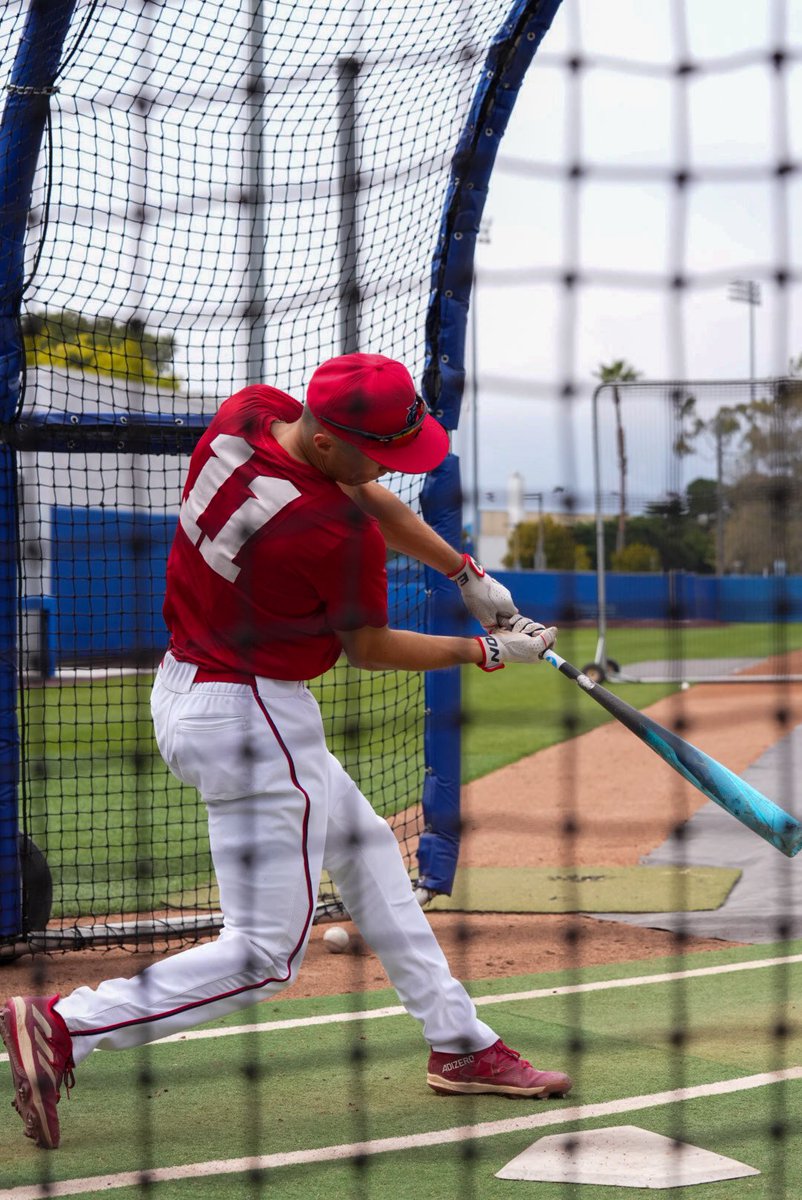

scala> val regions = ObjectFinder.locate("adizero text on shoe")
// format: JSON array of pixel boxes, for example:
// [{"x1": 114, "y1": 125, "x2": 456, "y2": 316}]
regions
[
  {"x1": 427, "y1": 1039, "x2": 572, "y2": 1099},
  {"x1": 0, "y1": 995, "x2": 75, "y2": 1149}
]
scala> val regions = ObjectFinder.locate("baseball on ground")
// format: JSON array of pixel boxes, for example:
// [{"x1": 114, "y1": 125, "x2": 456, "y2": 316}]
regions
[{"x1": 323, "y1": 925, "x2": 350, "y2": 954}]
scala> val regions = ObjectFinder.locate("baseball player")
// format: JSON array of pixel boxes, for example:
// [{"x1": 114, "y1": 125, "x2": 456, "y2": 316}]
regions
[{"x1": 1, "y1": 353, "x2": 571, "y2": 1150}]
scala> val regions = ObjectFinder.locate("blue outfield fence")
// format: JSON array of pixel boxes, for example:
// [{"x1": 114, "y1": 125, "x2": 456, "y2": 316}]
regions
[
  {"x1": 46, "y1": 510, "x2": 430, "y2": 663},
  {"x1": 493, "y1": 570, "x2": 802, "y2": 626},
  {"x1": 44, "y1": 520, "x2": 802, "y2": 668},
  {"x1": 50, "y1": 508, "x2": 176, "y2": 661}
]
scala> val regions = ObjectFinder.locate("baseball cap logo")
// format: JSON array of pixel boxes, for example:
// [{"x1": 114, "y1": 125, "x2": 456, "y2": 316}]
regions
[{"x1": 406, "y1": 396, "x2": 422, "y2": 428}]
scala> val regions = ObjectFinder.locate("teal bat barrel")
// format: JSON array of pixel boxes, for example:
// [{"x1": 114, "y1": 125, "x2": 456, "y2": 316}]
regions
[{"x1": 543, "y1": 650, "x2": 802, "y2": 859}]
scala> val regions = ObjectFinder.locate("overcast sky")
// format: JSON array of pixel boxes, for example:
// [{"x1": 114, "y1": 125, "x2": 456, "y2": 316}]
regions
[{"x1": 461, "y1": 0, "x2": 802, "y2": 512}]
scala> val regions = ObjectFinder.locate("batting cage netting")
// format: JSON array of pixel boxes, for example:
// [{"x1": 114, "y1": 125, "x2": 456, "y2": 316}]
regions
[
  {"x1": 0, "y1": 0, "x2": 560, "y2": 944},
  {"x1": 4, "y1": 0, "x2": 802, "y2": 1195}
]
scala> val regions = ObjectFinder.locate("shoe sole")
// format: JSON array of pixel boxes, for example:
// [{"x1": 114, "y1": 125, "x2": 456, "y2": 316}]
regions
[
  {"x1": 427, "y1": 1073, "x2": 572, "y2": 1099},
  {"x1": 0, "y1": 1001, "x2": 58, "y2": 1149}
]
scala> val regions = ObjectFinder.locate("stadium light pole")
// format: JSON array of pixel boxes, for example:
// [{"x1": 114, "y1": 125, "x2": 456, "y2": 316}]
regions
[
  {"x1": 533, "y1": 492, "x2": 546, "y2": 570},
  {"x1": 715, "y1": 422, "x2": 725, "y2": 577},
  {"x1": 526, "y1": 486, "x2": 564, "y2": 571},
  {"x1": 469, "y1": 219, "x2": 491, "y2": 559},
  {"x1": 728, "y1": 279, "x2": 761, "y2": 394}
]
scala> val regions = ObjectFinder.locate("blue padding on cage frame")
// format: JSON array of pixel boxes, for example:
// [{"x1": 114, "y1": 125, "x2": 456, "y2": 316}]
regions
[
  {"x1": 0, "y1": 0, "x2": 78, "y2": 938},
  {"x1": 418, "y1": 0, "x2": 564, "y2": 896}
]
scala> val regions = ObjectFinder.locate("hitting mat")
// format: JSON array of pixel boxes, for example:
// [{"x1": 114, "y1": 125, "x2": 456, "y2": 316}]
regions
[{"x1": 425, "y1": 865, "x2": 742, "y2": 914}]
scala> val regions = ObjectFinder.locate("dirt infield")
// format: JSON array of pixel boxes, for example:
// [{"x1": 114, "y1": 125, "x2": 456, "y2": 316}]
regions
[{"x1": 4, "y1": 659, "x2": 802, "y2": 1001}]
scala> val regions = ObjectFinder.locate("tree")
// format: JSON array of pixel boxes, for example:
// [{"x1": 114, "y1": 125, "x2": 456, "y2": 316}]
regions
[
  {"x1": 608, "y1": 490, "x2": 714, "y2": 574},
  {"x1": 669, "y1": 393, "x2": 743, "y2": 573},
  {"x1": 685, "y1": 476, "x2": 718, "y2": 523},
  {"x1": 723, "y1": 471, "x2": 802, "y2": 574},
  {"x1": 503, "y1": 516, "x2": 590, "y2": 571},
  {"x1": 610, "y1": 542, "x2": 660, "y2": 572},
  {"x1": 22, "y1": 309, "x2": 181, "y2": 390},
  {"x1": 594, "y1": 360, "x2": 642, "y2": 555},
  {"x1": 735, "y1": 379, "x2": 802, "y2": 479}
]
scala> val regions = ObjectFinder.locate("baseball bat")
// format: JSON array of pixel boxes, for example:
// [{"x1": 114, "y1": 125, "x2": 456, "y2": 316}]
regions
[{"x1": 542, "y1": 649, "x2": 802, "y2": 858}]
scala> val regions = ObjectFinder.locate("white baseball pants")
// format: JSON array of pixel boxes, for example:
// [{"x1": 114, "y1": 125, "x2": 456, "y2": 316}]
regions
[{"x1": 57, "y1": 651, "x2": 497, "y2": 1062}]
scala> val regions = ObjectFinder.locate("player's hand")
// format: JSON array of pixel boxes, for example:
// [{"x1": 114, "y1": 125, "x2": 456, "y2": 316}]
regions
[
  {"x1": 475, "y1": 625, "x2": 557, "y2": 671},
  {"x1": 505, "y1": 613, "x2": 551, "y2": 638},
  {"x1": 448, "y1": 553, "x2": 518, "y2": 630}
]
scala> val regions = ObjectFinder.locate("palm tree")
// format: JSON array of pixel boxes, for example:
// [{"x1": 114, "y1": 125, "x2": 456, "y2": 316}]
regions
[
  {"x1": 594, "y1": 360, "x2": 642, "y2": 554},
  {"x1": 672, "y1": 393, "x2": 743, "y2": 574}
]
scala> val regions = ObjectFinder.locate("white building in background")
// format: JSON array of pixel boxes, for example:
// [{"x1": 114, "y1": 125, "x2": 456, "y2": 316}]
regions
[
  {"x1": 475, "y1": 471, "x2": 591, "y2": 571},
  {"x1": 14, "y1": 366, "x2": 216, "y2": 670},
  {"x1": 475, "y1": 508, "x2": 513, "y2": 570},
  {"x1": 18, "y1": 365, "x2": 212, "y2": 593}
]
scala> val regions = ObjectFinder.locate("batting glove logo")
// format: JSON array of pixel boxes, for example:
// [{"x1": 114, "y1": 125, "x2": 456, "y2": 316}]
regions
[{"x1": 476, "y1": 635, "x2": 505, "y2": 671}]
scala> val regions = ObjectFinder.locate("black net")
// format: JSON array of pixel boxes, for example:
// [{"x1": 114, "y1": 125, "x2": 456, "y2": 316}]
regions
[
  {"x1": 4, "y1": 3, "x2": 802, "y2": 1198},
  {"x1": 10, "y1": 0, "x2": 514, "y2": 943}
]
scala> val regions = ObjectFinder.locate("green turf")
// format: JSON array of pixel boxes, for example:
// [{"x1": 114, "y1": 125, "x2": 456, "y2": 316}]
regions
[
  {"x1": 3, "y1": 942, "x2": 802, "y2": 1197},
  {"x1": 425, "y1": 864, "x2": 742, "y2": 913},
  {"x1": 23, "y1": 676, "x2": 209, "y2": 917},
  {"x1": 149, "y1": 1088, "x2": 796, "y2": 1200},
  {"x1": 22, "y1": 665, "x2": 423, "y2": 917}
]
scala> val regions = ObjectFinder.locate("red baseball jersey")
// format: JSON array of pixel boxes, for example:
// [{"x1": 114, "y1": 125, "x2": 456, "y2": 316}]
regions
[{"x1": 164, "y1": 385, "x2": 389, "y2": 681}]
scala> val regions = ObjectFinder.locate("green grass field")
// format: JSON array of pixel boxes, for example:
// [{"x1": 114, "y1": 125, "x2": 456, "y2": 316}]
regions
[
  {"x1": 22, "y1": 623, "x2": 802, "y2": 916},
  {"x1": 462, "y1": 621, "x2": 802, "y2": 780},
  {"x1": 2, "y1": 940, "x2": 801, "y2": 1197}
]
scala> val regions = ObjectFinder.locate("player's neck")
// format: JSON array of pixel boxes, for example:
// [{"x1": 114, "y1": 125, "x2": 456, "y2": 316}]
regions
[{"x1": 271, "y1": 419, "x2": 316, "y2": 469}]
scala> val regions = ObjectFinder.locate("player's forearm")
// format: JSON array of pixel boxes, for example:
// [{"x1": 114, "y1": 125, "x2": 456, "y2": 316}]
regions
[
  {"x1": 342, "y1": 482, "x2": 463, "y2": 575},
  {"x1": 338, "y1": 626, "x2": 483, "y2": 671}
]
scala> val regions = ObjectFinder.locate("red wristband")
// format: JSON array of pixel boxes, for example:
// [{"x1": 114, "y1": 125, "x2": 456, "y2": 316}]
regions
[{"x1": 448, "y1": 553, "x2": 485, "y2": 585}]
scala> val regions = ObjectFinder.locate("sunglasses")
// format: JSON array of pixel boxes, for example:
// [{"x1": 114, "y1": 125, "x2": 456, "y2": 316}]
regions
[{"x1": 317, "y1": 395, "x2": 428, "y2": 445}]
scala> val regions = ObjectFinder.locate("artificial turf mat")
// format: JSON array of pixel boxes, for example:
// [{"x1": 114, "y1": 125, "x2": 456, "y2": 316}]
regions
[{"x1": 425, "y1": 865, "x2": 742, "y2": 913}]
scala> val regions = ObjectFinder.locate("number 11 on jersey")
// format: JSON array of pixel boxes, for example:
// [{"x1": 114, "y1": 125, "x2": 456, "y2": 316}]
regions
[{"x1": 179, "y1": 433, "x2": 300, "y2": 582}]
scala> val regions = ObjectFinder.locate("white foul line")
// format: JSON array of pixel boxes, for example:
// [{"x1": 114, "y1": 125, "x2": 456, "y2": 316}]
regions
[
  {"x1": 3, "y1": 951, "x2": 802, "y2": 1065},
  {"x1": 6, "y1": 1066, "x2": 802, "y2": 1200},
  {"x1": 149, "y1": 950, "x2": 802, "y2": 1044}
]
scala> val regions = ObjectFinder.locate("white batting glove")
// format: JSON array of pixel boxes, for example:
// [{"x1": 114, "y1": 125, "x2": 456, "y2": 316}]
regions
[
  {"x1": 505, "y1": 613, "x2": 550, "y2": 638},
  {"x1": 448, "y1": 553, "x2": 518, "y2": 630},
  {"x1": 475, "y1": 626, "x2": 557, "y2": 671}
]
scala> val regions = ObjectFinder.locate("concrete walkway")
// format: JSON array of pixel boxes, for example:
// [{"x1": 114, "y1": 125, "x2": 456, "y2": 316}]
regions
[{"x1": 596, "y1": 723, "x2": 802, "y2": 943}]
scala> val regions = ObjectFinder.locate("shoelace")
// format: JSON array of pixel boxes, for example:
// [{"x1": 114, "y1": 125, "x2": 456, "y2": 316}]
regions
[
  {"x1": 496, "y1": 1041, "x2": 521, "y2": 1061},
  {"x1": 63, "y1": 1058, "x2": 76, "y2": 1096},
  {"x1": 495, "y1": 1041, "x2": 534, "y2": 1070},
  {"x1": 47, "y1": 1001, "x2": 76, "y2": 1095},
  {"x1": 49, "y1": 1042, "x2": 76, "y2": 1096}
]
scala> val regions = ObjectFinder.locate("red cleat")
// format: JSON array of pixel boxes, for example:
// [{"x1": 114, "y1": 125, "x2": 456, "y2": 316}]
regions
[
  {"x1": 427, "y1": 1038, "x2": 572, "y2": 1099},
  {"x1": 0, "y1": 995, "x2": 75, "y2": 1149}
]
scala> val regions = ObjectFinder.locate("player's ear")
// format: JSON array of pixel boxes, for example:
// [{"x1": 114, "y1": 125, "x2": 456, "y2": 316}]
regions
[{"x1": 311, "y1": 429, "x2": 336, "y2": 455}]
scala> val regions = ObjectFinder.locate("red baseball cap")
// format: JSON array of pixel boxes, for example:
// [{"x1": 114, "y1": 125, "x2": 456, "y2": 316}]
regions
[{"x1": 306, "y1": 353, "x2": 449, "y2": 474}]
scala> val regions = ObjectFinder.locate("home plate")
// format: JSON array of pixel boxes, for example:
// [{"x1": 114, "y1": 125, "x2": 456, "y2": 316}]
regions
[{"x1": 495, "y1": 1126, "x2": 760, "y2": 1188}]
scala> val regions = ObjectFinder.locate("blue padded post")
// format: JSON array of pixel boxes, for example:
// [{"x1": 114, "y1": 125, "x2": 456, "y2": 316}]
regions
[
  {"x1": 417, "y1": 0, "x2": 564, "y2": 894},
  {"x1": 0, "y1": 0, "x2": 77, "y2": 938}
]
